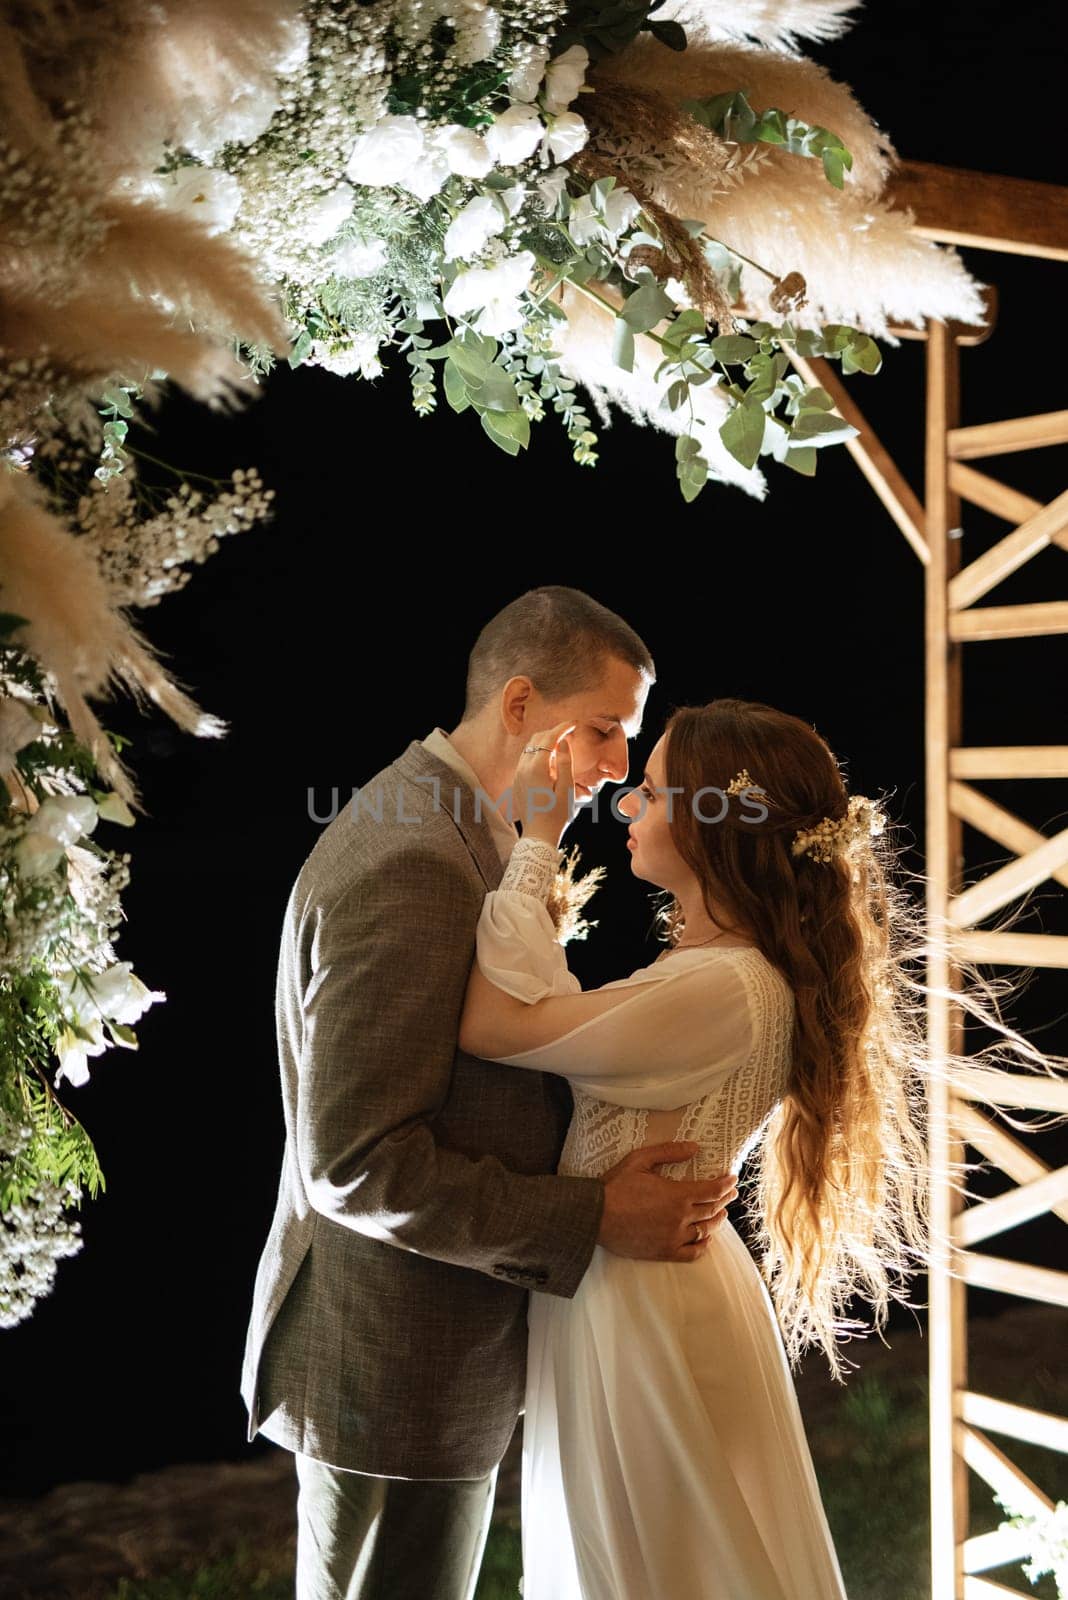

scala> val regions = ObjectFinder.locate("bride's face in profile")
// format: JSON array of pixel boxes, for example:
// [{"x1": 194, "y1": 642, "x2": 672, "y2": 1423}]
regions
[{"x1": 617, "y1": 736, "x2": 681, "y2": 891}]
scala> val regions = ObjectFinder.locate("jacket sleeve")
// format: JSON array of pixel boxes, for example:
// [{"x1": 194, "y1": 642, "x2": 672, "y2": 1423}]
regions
[{"x1": 293, "y1": 843, "x2": 604, "y2": 1299}]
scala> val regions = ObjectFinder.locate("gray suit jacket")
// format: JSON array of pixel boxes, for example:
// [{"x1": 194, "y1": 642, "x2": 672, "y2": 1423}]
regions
[{"x1": 240, "y1": 739, "x2": 606, "y2": 1478}]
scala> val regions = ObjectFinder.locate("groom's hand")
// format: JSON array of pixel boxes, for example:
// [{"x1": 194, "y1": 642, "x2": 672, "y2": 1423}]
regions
[{"x1": 595, "y1": 1143, "x2": 737, "y2": 1263}]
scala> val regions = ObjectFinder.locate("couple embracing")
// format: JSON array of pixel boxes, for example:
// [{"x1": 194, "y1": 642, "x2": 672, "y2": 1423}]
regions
[{"x1": 241, "y1": 584, "x2": 930, "y2": 1600}]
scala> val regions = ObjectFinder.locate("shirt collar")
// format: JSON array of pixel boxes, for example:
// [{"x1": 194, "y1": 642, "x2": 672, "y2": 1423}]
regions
[{"x1": 420, "y1": 727, "x2": 518, "y2": 865}]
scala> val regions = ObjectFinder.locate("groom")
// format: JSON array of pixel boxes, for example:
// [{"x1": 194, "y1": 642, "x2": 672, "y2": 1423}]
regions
[{"x1": 241, "y1": 585, "x2": 738, "y2": 1599}]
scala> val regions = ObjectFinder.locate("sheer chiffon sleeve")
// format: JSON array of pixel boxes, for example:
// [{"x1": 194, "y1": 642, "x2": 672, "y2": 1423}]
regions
[{"x1": 474, "y1": 837, "x2": 754, "y2": 1111}]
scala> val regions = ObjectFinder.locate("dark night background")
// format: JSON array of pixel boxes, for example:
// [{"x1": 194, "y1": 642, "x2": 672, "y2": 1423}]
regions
[{"x1": 3, "y1": 0, "x2": 1065, "y2": 1500}]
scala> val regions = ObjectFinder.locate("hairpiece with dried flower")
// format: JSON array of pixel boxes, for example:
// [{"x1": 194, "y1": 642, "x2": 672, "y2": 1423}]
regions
[
  {"x1": 725, "y1": 768, "x2": 767, "y2": 798},
  {"x1": 791, "y1": 794, "x2": 888, "y2": 864}
]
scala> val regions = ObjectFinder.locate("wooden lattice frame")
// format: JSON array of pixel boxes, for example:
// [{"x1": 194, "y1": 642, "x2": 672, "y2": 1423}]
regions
[{"x1": 799, "y1": 162, "x2": 1068, "y2": 1600}]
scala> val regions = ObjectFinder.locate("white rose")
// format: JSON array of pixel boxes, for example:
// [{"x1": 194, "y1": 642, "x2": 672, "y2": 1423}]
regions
[
  {"x1": 397, "y1": 146, "x2": 450, "y2": 202},
  {"x1": 483, "y1": 105, "x2": 544, "y2": 166},
  {"x1": 542, "y1": 112, "x2": 588, "y2": 164},
  {"x1": 27, "y1": 796, "x2": 97, "y2": 846},
  {"x1": 155, "y1": 166, "x2": 242, "y2": 235},
  {"x1": 331, "y1": 237, "x2": 389, "y2": 278},
  {"x1": 543, "y1": 45, "x2": 589, "y2": 115},
  {"x1": 0, "y1": 698, "x2": 42, "y2": 775},
  {"x1": 434, "y1": 124, "x2": 493, "y2": 179},
  {"x1": 13, "y1": 833, "x2": 64, "y2": 879},
  {"x1": 345, "y1": 116, "x2": 425, "y2": 187},
  {"x1": 443, "y1": 196, "x2": 507, "y2": 261},
  {"x1": 507, "y1": 43, "x2": 549, "y2": 103},
  {"x1": 305, "y1": 183, "x2": 355, "y2": 246},
  {"x1": 444, "y1": 250, "x2": 535, "y2": 335},
  {"x1": 180, "y1": 85, "x2": 282, "y2": 161}
]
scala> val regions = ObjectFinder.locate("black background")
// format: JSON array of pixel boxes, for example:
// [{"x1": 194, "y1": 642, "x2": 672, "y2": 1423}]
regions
[{"x1": 3, "y1": 0, "x2": 1065, "y2": 1497}]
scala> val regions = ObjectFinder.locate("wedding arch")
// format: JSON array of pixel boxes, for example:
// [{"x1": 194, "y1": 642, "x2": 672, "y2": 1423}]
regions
[
  {"x1": 0, "y1": 3, "x2": 1065, "y2": 1595},
  {"x1": 803, "y1": 159, "x2": 1068, "y2": 1599}
]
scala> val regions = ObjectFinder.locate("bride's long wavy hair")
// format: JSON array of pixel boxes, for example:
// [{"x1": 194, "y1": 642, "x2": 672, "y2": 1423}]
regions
[{"x1": 653, "y1": 698, "x2": 1063, "y2": 1381}]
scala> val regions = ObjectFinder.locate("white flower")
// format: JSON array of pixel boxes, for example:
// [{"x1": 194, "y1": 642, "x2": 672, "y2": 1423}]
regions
[
  {"x1": 154, "y1": 166, "x2": 243, "y2": 235},
  {"x1": 444, "y1": 250, "x2": 536, "y2": 335},
  {"x1": 507, "y1": 43, "x2": 550, "y2": 103},
  {"x1": 179, "y1": 85, "x2": 282, "y2": 162},
  {"x1": 541, "y1": 112, "x2": 588, "y2": 164},
  {"x1": 483, "y1": 105, "x2": 544, "y2": 166},
  {"x1": 397, "y1": 146, "x2": 450, "y2": 202},
  {"x1": 569, "y1": 185, "x2": 641, "y2": 245},
  {"x1": 345, "y1": 116, "x2": 425, "y2": 187},
  {"x1": 13, "y1": 833, "x2": 64, "y2": 879},
  {"x1": 331, "y1": 237, "x2": 389, "y2": 278},
  {"x1": 55, "y1": 1019, "x2": 108, "y2": 1089},
  {"x1": 0, "y1": 698, "x2": 42, "y2": 775},
  {"x1": 497, "y1": 183, "x2": 526, "y2": 218},
  {"x1": 305, "y1": 184, "x2": 355, "y2": 246},
  {"x1": 27, "y1": 796, "x2": 97, "y2": 847},
  {"x1": 434, "y1": 124, "x2": 493, "y2": 179},
  {"x1": 453, "y1": 0, "x2": 502, "y2": 65},
  {"x1": 536, "y1": 169, "x2": 569, "y2": 213},
  {"x1": 542, "y1": 45, "x2": 589, "y2": 115},
  {"x1": 444, "y1": 196, "x2": 507, "y2": 261},
  {"x1": 87, "y1": 961, "x2": 165, "y2": 1027},
  {"x1": 311, "y1": 335, "x2": 384, "y2": 379},
  {"x1": 274, "y1": 15, "x2": 312, "y2": 75}
]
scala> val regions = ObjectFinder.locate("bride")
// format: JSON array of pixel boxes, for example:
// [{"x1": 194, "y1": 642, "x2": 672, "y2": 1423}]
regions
[{"x1": 457, "y1": 696, "x2": 932, "y2": 1600}]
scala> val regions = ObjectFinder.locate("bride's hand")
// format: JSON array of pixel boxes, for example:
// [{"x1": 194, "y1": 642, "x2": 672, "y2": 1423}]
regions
[{"x1": 514, "y1": 720, "x2": 577, "y2": 847}]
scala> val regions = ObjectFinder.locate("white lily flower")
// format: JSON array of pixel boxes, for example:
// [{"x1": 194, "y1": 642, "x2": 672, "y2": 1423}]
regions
[
  {"x1": 483, "y1": 105, "x2": 543, "y2": 165},
  {"x1": 55, "y1": 1019, "x2": 108, "y2": 1089},
  {"x1": 86, "y1": 962, "x2": 166, "y2": 1027},
  {"x1": 536, "y1": 169, "x2": 569, "y2": 213}
]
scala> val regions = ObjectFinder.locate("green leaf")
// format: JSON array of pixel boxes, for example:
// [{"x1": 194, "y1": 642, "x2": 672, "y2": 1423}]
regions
[
  {"x1": 665, "y1": 380, "x2": 688, "y2": 411},
  {"x1": 646, "y1": 18, "x2": 687, "y2": 49},
  {"x1": 481, "y1": 408, "x2": 530, "y2": 455},
  {"x1": 718, "y1": 395, "x2": 766, "y2": 469},
  {"x1": 710, "y1": 334, "x2": 759, "y2": 364},
  {"x1": 612, "y1": 317, "x2": 635, "y2": 373},
  {"x1": 662, "y1": 308, "x2": 706, "y2": 350},
  {"x1": 842, "y1": 334, "x2": 882, "y2": 375},
  {"x1": 800, "y1": 385, "x2": 835, "y2": 410},
  {"x1": 782, "y1": 446, "x2": 818, "y2": 476},
  {"x1": 443, "y1": 360, "x2": 471, "y2": 413},
  {"x1": 822, "y1": 147, "x2": 847, "y2": 188},
  {"x1": 789, "y1": 408, "x2": 859, "y2": 447},
  {"x1": 675, "y1": 433, "x2": 708, "y2": 503},
  {"x1": 287, "y1": 329, "x2": 314, "y2": 368},
  {"x1": 467, "y1": 363, "x2": 520, "y2": 413},
  {"x1": 618, "y1": 279, "x2": 676, "y2": 335}
]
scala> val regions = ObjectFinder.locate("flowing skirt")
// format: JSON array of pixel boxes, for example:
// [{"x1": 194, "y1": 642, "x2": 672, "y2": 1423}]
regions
[{"x1": 520, "y1": 1220, "x2": 849, "y2": 1600}]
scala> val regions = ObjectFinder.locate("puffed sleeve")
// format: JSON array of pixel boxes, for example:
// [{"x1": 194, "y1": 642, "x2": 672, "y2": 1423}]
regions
[{"x1": 474, "y1": 838, "x2": 758, "y2": 1111}]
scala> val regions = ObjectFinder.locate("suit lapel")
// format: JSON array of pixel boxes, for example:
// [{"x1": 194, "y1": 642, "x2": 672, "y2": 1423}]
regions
[{"x1": 394, "y1": 741, "x2": 506, "y2": 891}]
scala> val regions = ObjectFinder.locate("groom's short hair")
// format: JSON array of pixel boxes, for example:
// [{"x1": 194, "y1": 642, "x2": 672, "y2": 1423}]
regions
[{"x1": 462, "y1": 586, "x2": 655, "y2": 721}]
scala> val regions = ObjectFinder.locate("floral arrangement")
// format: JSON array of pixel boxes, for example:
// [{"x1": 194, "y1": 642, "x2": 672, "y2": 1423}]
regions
[{"x1": 0, "y1": 0, "x2": 986, "y2": 1321}]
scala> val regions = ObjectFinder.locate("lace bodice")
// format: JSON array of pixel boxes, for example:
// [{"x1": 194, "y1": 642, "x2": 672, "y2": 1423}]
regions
[{"x1": 476, "y1": 836, "x2": 796, "y2": 1182}]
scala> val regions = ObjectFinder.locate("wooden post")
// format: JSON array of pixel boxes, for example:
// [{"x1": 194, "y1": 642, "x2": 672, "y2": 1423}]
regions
[{"x1": 925, "y1": 315, "x2": 968, "y2": 1599}]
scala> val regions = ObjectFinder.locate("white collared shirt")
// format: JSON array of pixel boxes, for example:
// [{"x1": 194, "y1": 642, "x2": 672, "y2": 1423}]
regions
[{"x1": 420, "y1": 727, "x2": 519, "y2": 867}]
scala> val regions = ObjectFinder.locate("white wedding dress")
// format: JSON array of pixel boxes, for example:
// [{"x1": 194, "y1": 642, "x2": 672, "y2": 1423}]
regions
[{"x1": 476, "y1": 836, "x2": 849, "y2": 1600}]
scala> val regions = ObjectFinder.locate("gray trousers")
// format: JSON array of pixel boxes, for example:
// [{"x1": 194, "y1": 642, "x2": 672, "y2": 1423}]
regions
[{"x1": 294, "y1": 1451, "x2": 499, "y2": 1600}]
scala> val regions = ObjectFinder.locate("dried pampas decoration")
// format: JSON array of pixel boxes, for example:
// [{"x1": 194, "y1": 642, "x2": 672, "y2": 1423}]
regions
[
  {"x1": 0, "y1": 471, "x2": 226, "y2": 810},
  {"x1": 545, "y1": 845, "x2": 608, "y2": 945}
]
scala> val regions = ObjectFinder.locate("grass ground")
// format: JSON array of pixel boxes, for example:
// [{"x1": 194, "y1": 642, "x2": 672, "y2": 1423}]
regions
[{"x1": 102, "y1": 1361, "x2": 1068, "y2": 1600}]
